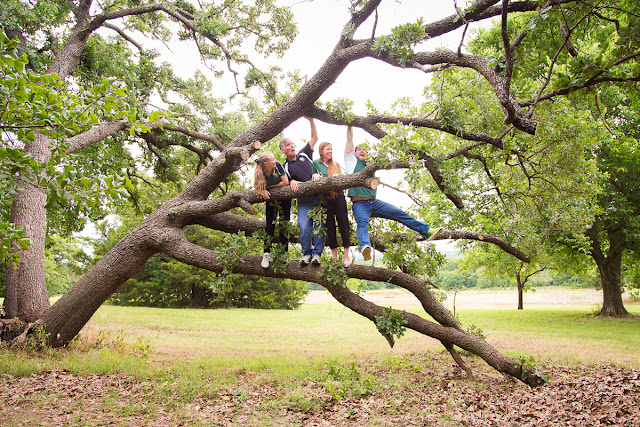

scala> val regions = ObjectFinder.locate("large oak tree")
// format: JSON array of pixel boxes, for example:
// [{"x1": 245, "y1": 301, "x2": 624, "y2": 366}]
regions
[{"x1": 2, "y1": 0, "x2": 640, "y2": 387}]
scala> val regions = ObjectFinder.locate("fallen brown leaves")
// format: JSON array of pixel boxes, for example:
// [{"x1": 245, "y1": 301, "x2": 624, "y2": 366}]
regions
[{"x1": 0, "y1": 353, "x2": 638, "y2": 426}]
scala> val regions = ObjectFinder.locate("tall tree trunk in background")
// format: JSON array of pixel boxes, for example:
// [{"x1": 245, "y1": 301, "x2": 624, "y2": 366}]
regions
[
  {"x1": 3, "y1": 134, "x2": 51, "y2": 321},
  {"x1": 587, "y1": 224, "x2": 628, "y2": 316},
  {"x1": 516, "y1": 272, "x2": 524, "y2": 310},
  {"x1": 597, "y1": 244, "x2": 628, "y2": 316}
]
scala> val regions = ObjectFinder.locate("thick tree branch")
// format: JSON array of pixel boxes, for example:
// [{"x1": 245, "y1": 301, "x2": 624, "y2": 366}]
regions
[
  {"x1": 158, "y1": 232, "x2": 544, "y2": 387},
  {"x1": 172, "y1": 168, "x2": 380, "y2": 223},
  {"x1": 65, "y1": 122, "x2": 128, "y2": 154},
  {"x1": 438, "y1": 229, "x2": 531, "y2": 262}
]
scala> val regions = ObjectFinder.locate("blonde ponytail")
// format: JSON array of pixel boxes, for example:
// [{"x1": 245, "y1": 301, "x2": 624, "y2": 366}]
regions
[{"x1": 254, "y1": 151, "x2": 275, "y2": 197}]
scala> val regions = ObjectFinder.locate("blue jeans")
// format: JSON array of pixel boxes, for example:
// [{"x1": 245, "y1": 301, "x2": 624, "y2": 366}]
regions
[
  {"x1": 351, "y1": 199, "x2": 430, "y2": 250},
  {"x1": 297, "y1": 197, "x2": 325, "y2": 256}
]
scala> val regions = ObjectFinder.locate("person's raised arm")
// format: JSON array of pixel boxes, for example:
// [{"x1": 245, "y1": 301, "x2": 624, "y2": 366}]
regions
[
  {"x1": 305, "y1": 116, "x2": 318, "y2": 150},
  {"x1": 345, "y1": 125, "x2": 354, "y2": 155}
]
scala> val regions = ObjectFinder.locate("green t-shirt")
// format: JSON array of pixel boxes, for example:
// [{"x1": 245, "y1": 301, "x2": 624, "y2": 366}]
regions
[
  {"x1": 347, "y1": 157, "x2": 377, "y2": 199},
  {"x1": 265, "y1": 161, "x2": 286, "y2": 187},
  {"x1": 311, "y1": 159, "x2": 328, "y2": 176}
]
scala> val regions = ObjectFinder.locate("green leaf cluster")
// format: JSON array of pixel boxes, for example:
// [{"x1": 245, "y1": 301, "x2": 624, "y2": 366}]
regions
[
  {"x1": 374, "y1": 306, "x2": 408, "y2": 341},
  {"x1": 381, "y1": 231, "x2": 445, "y2": 278},
  {"x1": 319, "y1": 98, "x2": 355, "y2": 124},
  {"x1": 373, "y1": 18, "x2": 427, "y2": 67},
  {"x1": 318, "y1": 255, "x2": 349, "y2": 288}
]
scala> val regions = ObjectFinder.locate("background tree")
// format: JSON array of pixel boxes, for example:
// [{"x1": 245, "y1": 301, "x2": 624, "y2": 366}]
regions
[
  {"x1": 2, "y1": 0, "x2": 640, "y2": 387},
  {"x1": 420, "y1": 0, "x2": 640, "y2": 315}
]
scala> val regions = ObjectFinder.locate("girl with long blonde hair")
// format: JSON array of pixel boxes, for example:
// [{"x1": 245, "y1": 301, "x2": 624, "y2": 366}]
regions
[
  {"x1": 254, "y1": 151, "x2": 291, "y2": 268},
  {"x1": 312, "y1": 141, "x2": 352, "y2": 267}
]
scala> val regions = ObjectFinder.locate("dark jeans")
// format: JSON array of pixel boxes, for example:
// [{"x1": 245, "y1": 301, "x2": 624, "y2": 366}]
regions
[
  {"x1": 264, "y1": 199, "x2": 292, "y2": 252},
  {"x1": 324, "y1": 194, "x2": 351, "y2": 249}
]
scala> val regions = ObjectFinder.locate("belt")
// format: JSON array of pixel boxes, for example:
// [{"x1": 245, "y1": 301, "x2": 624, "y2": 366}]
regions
[{"x1": 351, "y1": 197, "x2": 374, "y2": 203}]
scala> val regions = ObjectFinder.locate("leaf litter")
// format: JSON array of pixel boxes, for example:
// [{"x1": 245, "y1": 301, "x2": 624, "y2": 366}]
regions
[{"x1": 0, "y1": 352, "x2": 638, "y2": 426}]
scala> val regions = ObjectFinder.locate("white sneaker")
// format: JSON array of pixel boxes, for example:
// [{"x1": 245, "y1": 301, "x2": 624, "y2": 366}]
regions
[
  {"x1": 261, "y1": 252, "x2": 270, "y2": 269},
  {"x1": 311, "y1": 254, "x2": 321, "y2": 265},
  {"x1": 300, "y1": 254, "x2": 312, "y2": 265},
  {"x1": 362, "y1": 245, "x2": 372, "y2": 261}
]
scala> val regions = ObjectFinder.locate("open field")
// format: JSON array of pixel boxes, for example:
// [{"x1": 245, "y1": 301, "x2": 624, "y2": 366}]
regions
[
  {"x1": 1, "y1": 291, "x2": 638, "y2": 426},
  {"x1": 305, "y1": 287, "x2": 611, "y2": 308}
]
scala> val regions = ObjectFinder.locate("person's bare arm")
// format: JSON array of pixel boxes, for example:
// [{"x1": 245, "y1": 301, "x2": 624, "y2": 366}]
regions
[
  {"x1": 345, "y1": 125, "x2": 354, "y2": 155},
  {"x1": 305, "y1": 116, "x2": 318, "y2": 150}
]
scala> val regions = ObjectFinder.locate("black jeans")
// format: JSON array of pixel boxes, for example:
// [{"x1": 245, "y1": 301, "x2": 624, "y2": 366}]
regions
[
  {"x1": 324, "y1": 194, "x2": 351, "y2": 249},
  {"x1": 264, "y1": 199, "x2": 292, "y2": 252}
]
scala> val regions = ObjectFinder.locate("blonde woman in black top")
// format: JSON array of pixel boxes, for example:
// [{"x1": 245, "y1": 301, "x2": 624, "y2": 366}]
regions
[{"x1": 254, "y1": 151, "x2": 290, "y2": 268}]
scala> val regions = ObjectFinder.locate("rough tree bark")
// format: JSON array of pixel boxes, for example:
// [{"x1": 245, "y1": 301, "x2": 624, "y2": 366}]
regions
[
  {"x1": 587, "y1": 224, "x2": 629, "y2": 316},
  {"x1": 4, "y1": 134, "x2": 51, "y2": 322}
]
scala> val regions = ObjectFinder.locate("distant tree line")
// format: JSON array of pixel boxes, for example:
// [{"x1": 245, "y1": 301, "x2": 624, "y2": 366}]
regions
[
  {"x1": 305, "y1": 260, "x2": 600, "y2": 293},
  {"x1": 433, "y1": 261, "x2": 599, "y2": 291}
]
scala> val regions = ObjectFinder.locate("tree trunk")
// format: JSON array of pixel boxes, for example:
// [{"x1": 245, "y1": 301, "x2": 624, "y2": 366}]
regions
[
  {"x1": 597, "y1": 248, "x2": 628, "y2": 316},
  {"x1": 587, "y1": 224, "x2": 629, "y2": 317},
  {"x1": 516, "y1": 273, "x2": 524, "y2": 310},
  {"x1": 3, "y1": 134, "x2": 51, "y2": 322},
  {"x1": 42, "y1": 224, "x2": 158, "y2": 347}
]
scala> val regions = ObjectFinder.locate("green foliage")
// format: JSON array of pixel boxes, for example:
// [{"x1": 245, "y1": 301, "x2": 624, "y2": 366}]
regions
[
  {"x1": 320, "y1": 98, "x2": 355, "y2": 123},
  {"x1": 518, "y1": 355, "x2": 549, "y2": 386},
  {"x1": 0, "y1": 222, "x2": 29, "y2": 263},
  {"x1": 374, "y1": 307, "x2": 408, "y2": 341},
  {"x1": 216, "y1": 231, "x2": 254, "y2": 278},
  {"x1": 269, "y1": 243, "x2": 289, "y2": 275},
  {"x1": 318, "y1": 361, "x2": 376, "y2": 401},
  {"x1": 207, "y1": 273, "x2": 308, "y2": 309},
  {"x1": 381, "y1": 231, "x2": 445, "y2": 277},
  {"x1": 318, "y1": 255, "x2": 349, "y2": 288},
  {"x1": 373, "y1": 18, "x2": 427, "y2": 66},
  {"x1": 464, "y1": 322, "x2": 486, "y2": 341},
  {"x1": 0, "y1": 27, "x2": 139, "y2": 250},
  {"x1": 308, "y1": 202, "x2": 327, "y2": 237}
]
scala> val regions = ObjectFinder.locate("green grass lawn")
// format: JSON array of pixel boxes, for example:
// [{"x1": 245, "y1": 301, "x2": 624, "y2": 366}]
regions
[{"x1": 2, "y1": 299, "x2": 637, "y2": 380}]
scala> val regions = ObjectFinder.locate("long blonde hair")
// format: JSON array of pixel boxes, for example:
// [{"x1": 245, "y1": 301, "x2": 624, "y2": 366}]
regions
[
  {"x1": 254, "y1": 151, "x2": 275, "y2": 196},
  {"x1": 318, "y1": 142, "x2": 342, "y2": 198},
  {"x1": 318, "y1": 142, "x2": 341, "y2": 176}
]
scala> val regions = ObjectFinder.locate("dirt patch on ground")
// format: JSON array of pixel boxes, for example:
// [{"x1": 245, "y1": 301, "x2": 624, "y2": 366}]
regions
[{"x1": 1, "y1": 353, "x2": 638, "y2": 426}]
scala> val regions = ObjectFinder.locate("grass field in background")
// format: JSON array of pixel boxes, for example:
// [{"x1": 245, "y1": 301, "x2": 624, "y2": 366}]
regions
[{"x1": 1, "y1": 297, "x2": 638, "y2": 381}]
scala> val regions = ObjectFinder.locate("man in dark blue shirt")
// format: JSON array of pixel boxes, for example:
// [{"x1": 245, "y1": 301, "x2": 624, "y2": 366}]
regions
[{"x1": 280, "y1": 116, "x2": 325, "y2": 265}]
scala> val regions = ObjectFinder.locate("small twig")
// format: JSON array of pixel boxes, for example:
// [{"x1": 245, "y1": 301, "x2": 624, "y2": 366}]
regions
[{"x1": 378, "y1": 181, "x2": 426, "y2": 207}]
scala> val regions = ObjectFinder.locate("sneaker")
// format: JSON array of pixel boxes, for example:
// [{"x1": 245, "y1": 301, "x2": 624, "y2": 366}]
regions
[
  {"x1": 311, "y1": 254, "x2": 321, "y2": 265},
  {"x1": 426, "y1": 227, "x2": 444, "y2": 241},
  {"x1": 362, "y1": 245, "x2": 372, "y2": 261},
  {"x1": 261, "y1": 252, "x2": 270, "y2": 269},
  {"x1": 300, "y1": 254, "x2": 312, "y2": 265}
]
